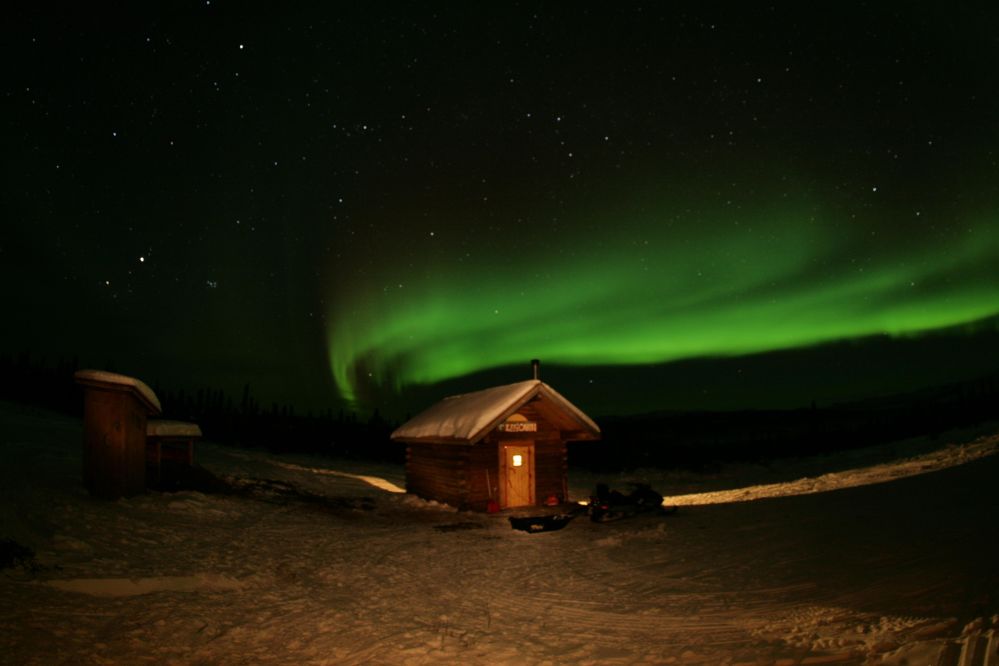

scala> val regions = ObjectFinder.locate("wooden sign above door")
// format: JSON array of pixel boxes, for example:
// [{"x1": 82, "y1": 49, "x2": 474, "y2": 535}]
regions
[{"x1": 498, "y1": 421, "x2": 537, "y2": 433}]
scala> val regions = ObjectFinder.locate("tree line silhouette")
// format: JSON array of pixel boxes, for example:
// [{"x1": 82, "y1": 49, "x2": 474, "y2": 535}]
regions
[
  {"x1": 574, "y1": 373, "x2": 999, "y2": 472},
  {"x1": 0, "y1": 352, "x2": 402, "y2": 463},
  {"x1": 2, "y1": 350, "x2": 998, "y2": 472}
]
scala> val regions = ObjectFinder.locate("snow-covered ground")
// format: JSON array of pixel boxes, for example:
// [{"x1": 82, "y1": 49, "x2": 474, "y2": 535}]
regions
[{"x1": 2, "y1": 400, "x2": 998, "y2": 665}]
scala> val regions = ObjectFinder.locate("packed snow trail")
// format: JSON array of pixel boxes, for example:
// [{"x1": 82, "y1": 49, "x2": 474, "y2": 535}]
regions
[
  {"x1": 238, "y1": 453, "x2": 407, "y2": 494},
  {"x1": 661, "y1": 432, "x2": 999, "y2": 506}
]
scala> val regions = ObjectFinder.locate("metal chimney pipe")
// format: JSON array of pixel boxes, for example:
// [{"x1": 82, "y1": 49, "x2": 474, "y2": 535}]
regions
[{"x1": 531, "y1": 359, "x2": 540, "y2": 380}]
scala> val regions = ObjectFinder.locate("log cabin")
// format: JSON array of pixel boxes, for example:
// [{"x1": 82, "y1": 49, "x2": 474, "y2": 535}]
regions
[{"x1": 391, "y1": 375, "x2": 600, "y2": 511}]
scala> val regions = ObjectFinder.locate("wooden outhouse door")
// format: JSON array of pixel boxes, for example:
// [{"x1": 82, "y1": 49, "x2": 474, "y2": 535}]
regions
[{"x1": 500, "y1": 442, "x2": 535, "y2": 508}]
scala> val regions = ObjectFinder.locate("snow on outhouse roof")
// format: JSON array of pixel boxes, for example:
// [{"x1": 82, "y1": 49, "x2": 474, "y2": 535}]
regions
[
  {"x1": 74, "y1": 369, "x2": 162, "y2": 415},
  {"x1": 390, "y1": 379, "x2": 600, "y2": 445}
]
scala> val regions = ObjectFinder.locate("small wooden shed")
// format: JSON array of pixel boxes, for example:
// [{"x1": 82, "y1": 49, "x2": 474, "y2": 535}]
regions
[
  {"x1": 391, "y1": 379, "x2": 600, "y2": 511},
  {"x1": 146, "y1": 419, "x2": 202, "y2": 486}
]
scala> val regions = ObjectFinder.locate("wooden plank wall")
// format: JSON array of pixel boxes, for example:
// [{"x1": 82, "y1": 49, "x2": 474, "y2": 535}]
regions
[
  {"x1": 82, "y1": 388, "x2": 149, "y2": 499},
  {"x1": 462, "y1": 440, "x2": 499, "y2": 511},
  {"x1": 406, "y1": 442, "x2": 469, "y2": 507},
  {"x1": 534, "y1": 437, "x2": 568, "y2": 503}
]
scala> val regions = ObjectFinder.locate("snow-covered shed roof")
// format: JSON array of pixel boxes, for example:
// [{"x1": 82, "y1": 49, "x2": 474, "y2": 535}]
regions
[
  {"x1": 147, "y1": 420, "x2": 202, "y2": 438},
  {"x1": 74, "y1": 369, "x2": 162, "y2": 415},
  {"x1": 391, "y1": 379, "x2": 600, "y2": 445}
]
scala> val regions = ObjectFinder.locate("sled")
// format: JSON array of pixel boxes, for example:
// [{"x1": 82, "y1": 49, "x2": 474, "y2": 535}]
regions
[{"x1": 508, "y1": 513, "x2": 577, "y2": 533}]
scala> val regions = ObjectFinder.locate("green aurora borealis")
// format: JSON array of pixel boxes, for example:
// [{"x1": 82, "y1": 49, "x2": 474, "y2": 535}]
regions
[{"x1": 327, "y1": 197, "x2": 999, "y2": 406}]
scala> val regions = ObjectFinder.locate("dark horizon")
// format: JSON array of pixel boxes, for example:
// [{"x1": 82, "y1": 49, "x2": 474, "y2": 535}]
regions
[
  {"x1": 5, "y1": 335, "x2": 999, "y2": 477},
  {"x1": 5, "y1": 311, "x2": 999, "y2": 423}
]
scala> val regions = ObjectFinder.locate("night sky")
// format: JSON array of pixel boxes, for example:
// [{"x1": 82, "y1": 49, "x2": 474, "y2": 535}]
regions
[{"x1": 5, "y1": 4, "x2": 999, "y2": 418}]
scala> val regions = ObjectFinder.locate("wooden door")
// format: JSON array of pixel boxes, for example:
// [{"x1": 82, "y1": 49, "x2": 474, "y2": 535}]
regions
[{"x1": 500, "y1": 442, "x2": 534, "y2": 508}]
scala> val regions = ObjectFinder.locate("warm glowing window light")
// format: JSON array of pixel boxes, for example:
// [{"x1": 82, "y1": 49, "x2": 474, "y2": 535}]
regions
[{"x1": 512, "y1": 454, "x2": 523, "y2": 467}]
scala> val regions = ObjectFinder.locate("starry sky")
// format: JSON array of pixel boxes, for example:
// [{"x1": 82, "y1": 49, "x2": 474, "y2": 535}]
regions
[{"x1": 4, "y1": 4, "x2": 999, "y2": 418}]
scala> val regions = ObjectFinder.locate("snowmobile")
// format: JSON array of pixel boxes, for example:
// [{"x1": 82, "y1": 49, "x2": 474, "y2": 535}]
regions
[
  {"x1": 506, "y1": 483, "x2": 677, "y2": 532},
  {"x1": 587, "y1": 483, "x2": 677, "y2": 522}
]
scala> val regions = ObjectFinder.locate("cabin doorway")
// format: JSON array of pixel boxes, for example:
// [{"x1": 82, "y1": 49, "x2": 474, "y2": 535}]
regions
[{"x1": 499, "y1": 441, "x2": 535, "y2": 508}]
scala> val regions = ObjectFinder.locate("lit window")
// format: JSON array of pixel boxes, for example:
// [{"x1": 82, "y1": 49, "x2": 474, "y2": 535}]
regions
[{"x1": 512, "y1": 454, "x2": 523, "y2": 467}]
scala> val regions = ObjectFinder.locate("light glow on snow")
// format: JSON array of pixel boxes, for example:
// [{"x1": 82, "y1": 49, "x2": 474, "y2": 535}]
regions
[
  {"x1": 43, "y1": 574, "x2": 245, "y2": 597},
  {"x1": 270, "y1": 460, "x2": 406, "y2": 493},
  {"x1": 662, "y1": 434, "x2": 999, "y2": 506}
]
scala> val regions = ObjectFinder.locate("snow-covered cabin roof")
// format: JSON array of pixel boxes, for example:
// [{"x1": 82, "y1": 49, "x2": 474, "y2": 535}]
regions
[
  {"x1": 391, "y1": 379, "x2": 600, "y2": 445},
  {"x1": 74, "y1": 369, "x2": 162, "y2": 415}
]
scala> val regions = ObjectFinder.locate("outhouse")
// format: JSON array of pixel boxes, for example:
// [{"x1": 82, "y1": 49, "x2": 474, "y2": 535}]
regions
[
  {"x1": 75, "y1": 369, "x2": 162, "y2": 499},
  {"x1": 391, "y1": 377, "x2": 600, "y2": 511}
]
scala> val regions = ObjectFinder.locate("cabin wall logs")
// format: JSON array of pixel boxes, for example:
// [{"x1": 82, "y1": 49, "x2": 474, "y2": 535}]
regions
[
  {"x1": 405, "y1": 442, "x2": 470, "y2": 507},
  {"x1": 405, "y1": 404, "x2": 570, "y2": 510},
  {"x1": 533, "y1": 438, "x2": 569, "y2": 503}
]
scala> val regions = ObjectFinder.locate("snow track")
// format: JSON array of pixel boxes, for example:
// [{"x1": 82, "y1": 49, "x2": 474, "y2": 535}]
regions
[{"x1": 662, "y1": 433, "x2": 999, "y2": 506}]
